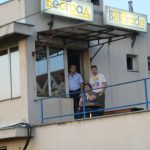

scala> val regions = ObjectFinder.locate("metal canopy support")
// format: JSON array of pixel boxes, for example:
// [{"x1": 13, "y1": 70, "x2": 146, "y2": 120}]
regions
[
  {"x1": 36, "y1": 23, "x2": 138, "y2": 54},
  {"x1": 89, "y1": 33, "x2": 136, "y2": 62},
  {"x1": 89, "y1": 34, "x2": 133, "y2": 48},
  {"x1": 90, "y1": 44, "x2": 104, "y2": 62},
  {"x1": 131, "y1": 33, "x2": 138, "y2": 48}
]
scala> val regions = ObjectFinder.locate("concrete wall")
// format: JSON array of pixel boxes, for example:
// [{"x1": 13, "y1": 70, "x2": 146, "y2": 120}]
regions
[
  {"x1": 1, "y1": 111, "x2": 150, "y2": 150},
  {"x1": 0, "y1": 0, "x2": 25, "y2": 26},
  {"x1": 24, "y1": 0, "x2": 83, "y2": 32},
  {"x1": 24, "y1": 0, "x2": 103, "y2": 32},
  {"x1": 41, "y1": 98, "x2": 74, "y2": 124}
]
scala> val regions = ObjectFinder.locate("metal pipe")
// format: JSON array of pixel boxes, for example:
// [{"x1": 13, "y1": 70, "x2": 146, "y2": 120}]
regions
[
  {"x1": 144, "y1": 79, "x2": 149, "y2": 111},
  {"x1": 128, "y1": 1, "x2": 133, "y2": 12},
  {"x1": 82, "y1": 89, "x2": 86, "y2": 118}
]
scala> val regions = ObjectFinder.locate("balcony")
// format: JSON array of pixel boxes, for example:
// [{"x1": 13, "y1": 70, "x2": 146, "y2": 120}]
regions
[{"x1": 37, "y1": 78, "x2": 150, "y2": 125}]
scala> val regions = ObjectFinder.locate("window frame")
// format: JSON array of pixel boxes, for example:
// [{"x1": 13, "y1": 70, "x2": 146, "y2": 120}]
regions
[
  {"x1": 147, "y1": 56, "x2": 150, "y2": 73},
  {"x1": 0, "y1": 45, "x2": 20, "y2": 101},
  {"x1": 36, "y1": 47, "x2": 68, "y2": 98},
  {"x1": 0, "y1": 146, "x2": 7, "y2": 150},
  {"x1": 126, "y1": 54, "x2": 139, "y2": 72},
  {"x1": 91, "y1": 0, "x2": 99, "y2": 6}
]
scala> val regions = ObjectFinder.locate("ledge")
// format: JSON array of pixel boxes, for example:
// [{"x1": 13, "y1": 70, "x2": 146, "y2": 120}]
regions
[
  {"x1": 0, "y1": 127, "x2": 33, "y2": 140},
  {"x1": 0, "y1": 22, "x2": 34, "y2": 41}
]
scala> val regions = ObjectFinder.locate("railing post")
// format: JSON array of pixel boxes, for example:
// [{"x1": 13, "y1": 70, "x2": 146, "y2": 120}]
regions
[
  {"x1": 144, "y1": 79, "x2": 149, "y2": 111},
  {"x1": 81, "y1": 89, "x2": 86, "y2": 118},
  {"x1": 40, "y1": 99, "x2": 44, "y2": 124}
]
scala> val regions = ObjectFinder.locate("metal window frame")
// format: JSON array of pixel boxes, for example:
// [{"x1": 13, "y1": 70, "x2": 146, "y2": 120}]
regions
[{"x1": 36, "y1": 47, "x2": 67, "y2": 97}]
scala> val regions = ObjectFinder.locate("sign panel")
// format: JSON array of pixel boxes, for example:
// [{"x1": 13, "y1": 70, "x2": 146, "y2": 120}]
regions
[
  {"x1": 41, "y1": 0, "x2": 93, "y2": 21},
  {"x1": 104, "y1": 6, "x2": 147, "y2": 32}
]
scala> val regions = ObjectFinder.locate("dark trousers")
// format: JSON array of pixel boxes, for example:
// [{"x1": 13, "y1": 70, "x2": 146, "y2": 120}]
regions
[
  {"x1": 69, "y1": 89, "x2": 80, "y2": 117},
  {"x1": 97, "y1": 93, "x2": 105, "y2": 115}
]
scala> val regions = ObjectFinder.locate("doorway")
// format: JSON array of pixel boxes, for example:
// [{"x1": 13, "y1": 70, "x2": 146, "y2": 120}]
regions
[{"x1": 67, "y1": 50, "x2": 83, "y2": 74}]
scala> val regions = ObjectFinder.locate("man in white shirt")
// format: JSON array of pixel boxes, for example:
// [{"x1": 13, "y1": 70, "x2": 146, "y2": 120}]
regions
[
  {"x1": 90, "y1": 65, "x2": 107, "y2": 112},
  {"x1": 69, "y1": 65, "x2": 83, "y2": 117}
]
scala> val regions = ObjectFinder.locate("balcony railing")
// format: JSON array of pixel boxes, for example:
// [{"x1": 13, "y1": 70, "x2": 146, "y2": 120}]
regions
[{"x1": 38, "y1": 77, "x2": 150, "y2": 124}]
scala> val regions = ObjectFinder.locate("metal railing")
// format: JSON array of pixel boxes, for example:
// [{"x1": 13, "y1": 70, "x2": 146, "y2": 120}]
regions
[{"x1": 38, "y1": 77, "x2": 150, "y2": 124}]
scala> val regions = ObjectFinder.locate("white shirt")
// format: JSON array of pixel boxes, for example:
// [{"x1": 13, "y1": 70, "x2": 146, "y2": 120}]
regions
[
  {"x1": 90, "y1": 73, "x2": 107, "y2": 93},
  {"x1": 69, "y1": 73, "x2": 83, "y2": 91}
]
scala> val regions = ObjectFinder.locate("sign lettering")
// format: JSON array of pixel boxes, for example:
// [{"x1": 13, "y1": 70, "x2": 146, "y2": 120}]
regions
[
  {"x1": 104, "y1": 6, "x2": 147, "y2": 32},
  {"x1": 41, "y1": 0, "x2": 93, "y2": 21}
]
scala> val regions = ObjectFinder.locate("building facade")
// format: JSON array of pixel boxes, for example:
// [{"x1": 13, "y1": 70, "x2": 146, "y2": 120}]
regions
[{"x1": 0, "y1": 0, "x2": 150, "y2": 149}]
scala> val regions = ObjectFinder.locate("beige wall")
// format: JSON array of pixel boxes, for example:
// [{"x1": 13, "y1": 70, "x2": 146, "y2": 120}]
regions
[
  {"x1": 1, "y1": 111, "x2": 150, "y2": 150},
  {"x1": 0, "y1": 0, "x2": 25, "y2": 27},
  {"x1": 0, "y1": 139, "x2": 25, "y2": 150},
  {"x1": 0, "y1": 98, "x2": 23, "y2": 125},
  {"x1": 31, "y1": 111, "x2": 150, "y2": 150}
]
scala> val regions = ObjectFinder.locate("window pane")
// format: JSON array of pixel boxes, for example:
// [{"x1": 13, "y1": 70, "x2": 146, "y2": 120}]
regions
[
  {"x1": 36, "y1": 50, "x2": 48, "y2": 97},
  {"x1": 91, "y1": 0, "x2": 99, "y2": 5},
  {"x1": 0, "y1": 0, "x2": 9, "y2": 4},
  {"x1": 127, "y1": 56, "x2": 133, "y2": 70},
  {"x1": 127, "y1": 54, "x2": 138, "y2": 71},
  {"x1": 10, "y1": 47, "x2": 20, "y2": 98},
  {"x1": 148, "y1": 57, "x2": 150, "y2": 71},
  {"x1": 0, "y1": 50, "x2": 11, "y2": 100},
  {"x1": 49, "y1": 49, "x2": 66, "y2": 96},
  {"x1": 0, "y1": 146, "x2": 7, "y2": 150}
]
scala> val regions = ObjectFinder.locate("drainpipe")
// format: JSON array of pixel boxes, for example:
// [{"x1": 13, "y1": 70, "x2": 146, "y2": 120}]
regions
[{"x1": 128, "y1": 1, "x2": 133, "y2": 12}]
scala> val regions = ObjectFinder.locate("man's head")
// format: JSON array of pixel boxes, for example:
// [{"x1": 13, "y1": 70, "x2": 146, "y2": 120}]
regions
[
  {"x1": 69, "y1": 65, "x2": 76, "y2": 74},
  {"x1": 91, "y1": 65, "x2": 98, "y2": 76}
]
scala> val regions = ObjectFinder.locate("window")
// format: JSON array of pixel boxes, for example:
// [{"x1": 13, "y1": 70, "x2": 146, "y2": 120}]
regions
[
  {"x1": 0, "y1": 0, "x2": 9, "y2": 4},
  {"x1": 36, "y1": 47, "x2": 66, "y2": 97},
  {"x1": 148, "y1": 57, "x2": 150, "y2": 72},
  {"x1": 0, "y1": 47, "x2": 20, "y2": 101},
  {"x1": 10, "y1": 47, "x2": 20, "y2": 97},
  {"x1": 49, "y1": 49, "x2": 66, "y2": 96},
  {"x1": 91, "y1": 0, "x2": 99, "y2": 5},
  {"x1": 126, "y1": 54, "x2": 139, "y2": 71},
  {"x1": 36, "y1": 48, "x2": 48, "y2": 97},
  {"x1": 0, "y1": 146, "x2": 7, "y2": 150}
]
